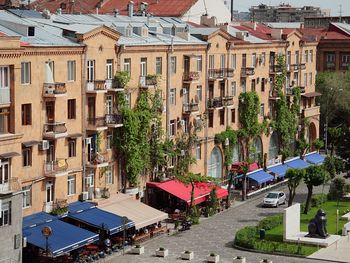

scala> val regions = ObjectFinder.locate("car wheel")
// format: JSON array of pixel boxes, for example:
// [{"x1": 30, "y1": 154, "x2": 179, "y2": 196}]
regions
[{"x1": 275, "y1": 203, "x2": 278, "y2": 208}]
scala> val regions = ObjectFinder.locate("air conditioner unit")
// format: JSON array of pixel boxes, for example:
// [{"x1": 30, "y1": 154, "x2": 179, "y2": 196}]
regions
[
  {"x1": 286, "y1": 64, "x2": 290, "y2": 71},
  {"x1": 269, "y1": 77, "x2": 273, "y2": 83},
  {"x1": 85, "y1": 137, "x2": 92, "y2": 145},
  {"x1": 46, "y1": 85, "x2": 55, "y2": 94},
  {"x1": 39, "y1": 140, "x2": 49, "y2": 151},
  {"x1": 79, "y1": 191, "x2": 89, "y2": 201},
  {"x1": 22, "y1": 237, "x2": 27, "y2": 248}
]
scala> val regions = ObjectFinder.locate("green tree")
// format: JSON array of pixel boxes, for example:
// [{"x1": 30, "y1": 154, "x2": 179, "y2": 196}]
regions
[
  {"x1": 328, "y1": 177, "x2": 350, "y2": 206},
  {"x1": 295, "y1": 137, "x2": 309, "y2": 159},
  {"x1": 334, "y1": 126, "x2": 350, "y2": 167},
  {"x1": 303, "y1": 166, "x2": 330, "y2": 214},
  {"x1": 312, "y1": 139, "x2": 324, "y2": 153},
  {"x1": 285, "y1": 168, "x2": 305, "y2": 207},
  {"x1": 323, "y1": 156, "x2": 346, "y2": 179},
  {"x1": 328, "y1": 127, "x2": 343, "y2": 156}
]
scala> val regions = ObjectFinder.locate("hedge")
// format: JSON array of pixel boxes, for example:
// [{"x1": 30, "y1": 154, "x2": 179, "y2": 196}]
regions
[{"x1": 257, "y1": 214, "x2": 283, "y2": 230}]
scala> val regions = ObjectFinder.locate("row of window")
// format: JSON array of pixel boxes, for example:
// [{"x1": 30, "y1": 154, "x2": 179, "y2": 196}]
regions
[{"x1": 21, "y1": 168, "x2": 114, "y2": 209}]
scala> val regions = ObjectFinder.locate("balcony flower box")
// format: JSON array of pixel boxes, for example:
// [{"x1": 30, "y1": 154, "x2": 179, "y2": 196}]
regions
[
  {"x1": 232, "y1": 256, "x2": 246, "y2": 263},
  {"x1": 181, "y1": 251, "x2": 194, "y2": 260},
  {"x1": 207, "y1": 253, "x2": 220, "y2": 262},
  {"x1": 131, "y1": 245, "x2": 144, "y2": 255},
  {"x1": 156, "y1": 247, "x2": 168, "y2": 257}
]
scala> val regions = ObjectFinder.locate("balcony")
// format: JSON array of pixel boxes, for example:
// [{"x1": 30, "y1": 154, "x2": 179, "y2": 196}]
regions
[
  {"x1": 0, "y1": 177, "x2": 20, "y2": 195},
  {"x1": 105, "y1": 113, "x2": 123, "y2": 128},
  {"x1": 43, "y1": 122, "x2": 68, "y2": 139},
  {"x1": 87, "y1": 151, "x2": 109, "y2": 168},
  {"x1": 302, "y1": 106, "x2": 320, "y2": 118},
  {"x1": 43, "y1": 83, "x2": 67, "y2": 98},
  {"x1": 222, "y1": 96, "x2": 234, "y2": 106},
  {"x1": 0, "y1": 87, "x2": 10, "y2": 105},
  {"x1": 208, "y1": 97, "x2": 223, "y2": 109},
  {"x1": 241, "y1": 67, "x2": 255, "y2": 77},
  {"x1": 44, "y1": 158, "x2": 68, "y2": 177},
  {"x1": 269, "y1": 65, "x2": 282, "y2": 74},
  {"x1": 208, "y1": 68, "x2": 234, "y2": 80},
  {"x1": 86, "y1": 80, "x2": 108, "y2": 93},
  {"x1": 183, "y1": 102, "x2": 199, "y2": 114},
  {"x1": 286, "y1": 86, "x2": 306, "y2": 96},
  {"x1": 139, "y1": 75, "x2": 158, "y2": 88},
  {"x1": 290, "y1": 63, "x2": 306, "y2": 71},
  {"x1": 87, "y1": 116, "x2": 107, "y2": 131},
  {"x1": 183, "y1": 71, "x2": 200, "y2": 82}
]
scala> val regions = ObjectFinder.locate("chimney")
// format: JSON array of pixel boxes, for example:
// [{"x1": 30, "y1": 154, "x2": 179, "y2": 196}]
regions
[
  {"x1": 200, "y1": 14, "x2": 216, "y2": 27},
  {"x1": 113, "y1": 8, "x2": 119, "y2": 17},
  {"x1": 128, "y1": 1, "x2": 134, "y2": 17}
]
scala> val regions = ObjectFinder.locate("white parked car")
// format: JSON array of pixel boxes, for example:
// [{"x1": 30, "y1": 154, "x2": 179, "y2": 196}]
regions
[{"x1": 263, "y1": 191, "x2": 286, "y2": 207}]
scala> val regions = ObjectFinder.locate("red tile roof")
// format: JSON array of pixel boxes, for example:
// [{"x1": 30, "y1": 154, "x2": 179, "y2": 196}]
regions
[
  {"x1": 31, "y1": 0, "x2": 198, "y2": 16},
  {"x1": 300, "y1": 27, "x2": 350, "y2": 41},
  {"x1": 232, "y1": 24, "x2": 273, "y2": 40},
  {"x1": 0, "y1": 32, "x2": 6, "y2": 36}
]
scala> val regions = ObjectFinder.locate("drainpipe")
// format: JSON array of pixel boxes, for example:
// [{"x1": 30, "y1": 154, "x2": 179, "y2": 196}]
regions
[
  {"x1": 82, "y1": 45, "x2": 88, "y2": 196},
  {"x1": 166, "y1": 37, "x2": 174, "y2": 139},
  {"x1": 204, "y1": 43, "x2": 210, "y2": 176}
]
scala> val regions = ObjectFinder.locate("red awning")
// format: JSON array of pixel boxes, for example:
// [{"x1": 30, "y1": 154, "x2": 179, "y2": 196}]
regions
[
  {"x1": 147, "y1": 180, "x2": 228, "y2": 205},
  {"x1": 230, "y1": 162, "x2": 259, "y2": 173}
]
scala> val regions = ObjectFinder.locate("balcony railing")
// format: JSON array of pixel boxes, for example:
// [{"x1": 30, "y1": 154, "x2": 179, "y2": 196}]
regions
[
  {"x1": 139, "y1": 75, "x2": 158, "y2": 87},
  {"x1": 183, "y1": 71, "x2": 200, "y2": 82},
  {"x1": 208, "y1": 97, "x2": 223, "y2": 108},
  {"x1": 286, "y1": 86, "x2": 306, "y2": 95},
  {"x1": 105, "y1": 113, "x2": 123, "y2": 127},
  {"x1": 0, "y1": 87, "x2": 10, "y2": 105},
  {"x1": 44, "y1": 158, "x2": 68, "y2": 175},
  {"x1": 241, "y1": 67, "x2": 255, "y2": 77},
  {"x1": 86, "y1": 80, "x2": 108, "y2": 92},
  {"x1": 87, "y1": 116, "x2": 106, "y2": 129},
  {"x1": 290, "y1": 63, "x2": 306, "y2": 71},
  {"x1": 269, "y1": 65, "x2": 282, "y2": 74},
  {"x1": 43, "y1": 83, "x2": 67, "y2": 97},
  {"x1": 302, "y1": 106, "x2": 320, "y2": 118},
  {"x1": 43, "y1": 122, "x2": 67, "y2": 138},
  {"x1": 89, "y1": 151, "x2": 109, "y2": 165},
  {"x1": 208, "y1": 68, "x2": 234, "y2": 79},
  {"x1": 222, "y1": 96, "x2": 234, "y2": 106},
  {"x1": 183, "y1": 102, "x2": 199, "y2": 114},
  {"x1": 0, "y1": 177, "x2": 20, "y2": 193},
  {"x1": 326, "y1": 62, "x2": 335, "y2": 70}
]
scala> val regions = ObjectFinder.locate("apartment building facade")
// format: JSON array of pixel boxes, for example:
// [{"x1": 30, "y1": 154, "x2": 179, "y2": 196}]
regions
[{"x1": 0, "y1": 13, "x2": 320, "y2": 260}]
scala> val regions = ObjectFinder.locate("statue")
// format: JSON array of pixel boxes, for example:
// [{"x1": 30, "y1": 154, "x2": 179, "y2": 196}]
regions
[{"x1": 306, "y1": 209, "x2": 329, "y2": 239}]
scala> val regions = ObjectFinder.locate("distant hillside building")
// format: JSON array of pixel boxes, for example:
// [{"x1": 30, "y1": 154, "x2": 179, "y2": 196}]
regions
[
  {"x1": 304, "y1": 16, "x2": 350, "y2": 28},
  {"x1": 249, "y1": 4, "x2": 328, "y2": 23}
]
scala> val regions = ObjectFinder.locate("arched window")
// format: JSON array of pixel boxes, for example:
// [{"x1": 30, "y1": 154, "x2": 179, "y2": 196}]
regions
[
  {"x1": 208, "y1": 147, "x2": 223, "y2": 178},
  {"x1": 268, "y1": 132, "x2": 279, "y2": 162},
  {"x1": 249, "y1": 136, "x2": 263, "y2": 162},
  {"x1": 232, "y1": 143, "x2": 243, "y2": 163}
]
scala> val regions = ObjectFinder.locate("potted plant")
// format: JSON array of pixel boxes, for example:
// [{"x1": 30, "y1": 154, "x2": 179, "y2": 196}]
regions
[
  {"x1": 155, "y1": 247, "x2": 168, "y2": 257},
  {"x1": 131, "y1": 244, "x2": 144, "y2": 255},
  {"x1": 181, "y1": 250, "x2": 194, "y2": 260},
  {"x1": 260, "y1": 259, "x2": 272, "y2": 263},
  {"x1": 207, "y1": 252, "x2": 220, "y2": 262},
  {"x1": 233, "y1": 256, "x2": 246, "y2": 263}
]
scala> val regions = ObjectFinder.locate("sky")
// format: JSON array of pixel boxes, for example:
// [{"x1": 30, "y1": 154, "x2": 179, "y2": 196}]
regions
[{"x1": 233, "y1": 0, "x2": 350, "y2": 16}]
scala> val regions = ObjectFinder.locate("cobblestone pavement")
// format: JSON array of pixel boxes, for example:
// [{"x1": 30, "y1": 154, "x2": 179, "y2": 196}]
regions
[{"x1": 106, "y1": 183, "x2": 335, "y2": 263}]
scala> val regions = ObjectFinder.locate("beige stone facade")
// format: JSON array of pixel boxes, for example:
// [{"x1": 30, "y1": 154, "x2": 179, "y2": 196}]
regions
[{"x1": 0, "y1": 13, "x2": 320, "y2": 219}]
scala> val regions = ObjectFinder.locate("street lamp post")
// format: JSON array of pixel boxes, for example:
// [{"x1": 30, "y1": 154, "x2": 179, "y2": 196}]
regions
[
  {"x1": 122, "y1": 216, "x2": 129, "y2": 255},
  {"x1": 41, "y1": 226, "x2": 52, "y2": 257}
]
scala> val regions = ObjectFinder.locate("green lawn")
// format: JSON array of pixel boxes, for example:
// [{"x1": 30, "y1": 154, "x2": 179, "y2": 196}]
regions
[{"x1": 235, "y1": 199, "x2": 350, "y2": 256}]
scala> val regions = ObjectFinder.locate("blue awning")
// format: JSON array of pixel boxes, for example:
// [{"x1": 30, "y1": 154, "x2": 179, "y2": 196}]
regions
[
  {"x1": 23, "y1": 213, "x2": 98, "y2": 257},
  {"x1": 68, "y1": 206, "x2": 134, "y2": 235},
  {"x1": 267, "y1": 164, "x2": 288, "y2": 178},
  {"x1": 305, "y1": 152, "x2": 325, "y2": 165},
  {"x1": 285, "y1": 158, "x2": 310, "y2": 169},
  {"x1": 68, "y1": 201, "x2": 95, "y2": 213},
  {"x1": 248, "y1": 170, "x2": 274, "y2": 184}
]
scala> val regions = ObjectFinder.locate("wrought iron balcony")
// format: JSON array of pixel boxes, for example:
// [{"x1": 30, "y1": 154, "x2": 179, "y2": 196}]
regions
[
  {"x1": 290, "y1": 63, "x2": 306, "y2": 71},
  {"x1": 86, "y1": 80, "x2": 108, "y2": 92},
  {"x1": 139, "y1": 75, "x2": 158, "y2": 88},
  {"x1": 269, "y1": 65, "x2": 282, "y2": 74},
  {"x1": 208, "y1": 97, "x2": 223, "y2": 109},
  {"x1": 183, "y1": 102, "x2": 199, "y2": 114},
  {"x1": 241, "y1": 67, "x2": 255, "y2": 77},
  {"x1": 0, "y1": 177, "x2": 20, "y2": 194},
  {"x1": 43, "y1": 122, "x2": 67, "y2": 139},
  {"x1": 105, "y1": 113, "x2": 123, "y2": 128},
  {"x1": 87, "y1": 151, "x2": 109, "y2": 167},
  {"x1": 208, "y1": 68, "x2": 234, "y2": 79},
  {"x1": 43, "y1": 83, "x2": 67, "y2": 97},
  {"x1": 222, "y1": 96, "x2": 234, "y2": 106},
  {"x1": 183, "y1": 71, "x2": 200, "y2": 82},
  {"x1": 44, "y1": 158, "x2": 68, "y2": 176},
  {"x1": 87, "y1": 116, "x2": 107, "y2": 130}
]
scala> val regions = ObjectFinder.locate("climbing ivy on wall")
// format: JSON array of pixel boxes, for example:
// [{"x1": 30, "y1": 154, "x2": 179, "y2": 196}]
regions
[{"x1": 214, "y1": 127, "x2": 238, "y2": 167}]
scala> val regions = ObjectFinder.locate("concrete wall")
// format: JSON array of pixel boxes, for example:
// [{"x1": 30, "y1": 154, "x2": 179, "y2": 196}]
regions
[
  {"x1": 0, "y1": 193, "x2": 23, "y2": 263},
  {"x1": 284, "y1": 203, "x2": 301, "y2": 240}
]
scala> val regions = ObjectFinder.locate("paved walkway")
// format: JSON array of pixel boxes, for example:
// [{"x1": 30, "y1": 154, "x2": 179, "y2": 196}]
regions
[
  {"x1": 308, "y1": 235, "x2": 350, "y2": 263},
  {"x1": 103, "y1": 183, "x2": 336, "y2": 263}
]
